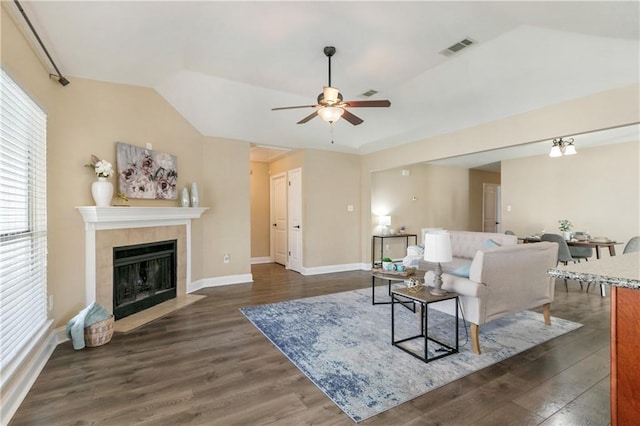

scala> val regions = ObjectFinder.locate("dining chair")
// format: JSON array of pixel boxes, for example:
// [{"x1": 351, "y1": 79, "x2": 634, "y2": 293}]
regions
[
  {"x1": 623, "y1": 236, "x2": 640, "y2": 254},
  {"x1": 540, "y1": 233, "x2": 583, "y2": 292},
  {"x1": 568, "y1": 231, "x2": 593, "y2": 262},
  {"x1": 569, "y1": 246, "x2": 593, "y2": 262}
]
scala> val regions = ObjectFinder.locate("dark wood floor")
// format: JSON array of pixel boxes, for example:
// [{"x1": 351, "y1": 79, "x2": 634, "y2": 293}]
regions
[{"x1": 10, "y1": 264, "x2": 611, "y2": 425}]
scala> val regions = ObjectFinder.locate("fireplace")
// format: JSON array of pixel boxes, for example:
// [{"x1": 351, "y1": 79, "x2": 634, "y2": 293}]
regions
[{"x1": 113, "y1": 240, "x2": 177, "y2": 320}]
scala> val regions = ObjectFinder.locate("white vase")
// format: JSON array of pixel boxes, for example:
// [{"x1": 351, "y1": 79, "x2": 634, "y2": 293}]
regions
[
  {"x1": 91, "y1": 177, "x2": 113, "y2": 207},
  {"x1": 180, "y1": 187, "x2": 190, "y2": 207},
  {"x1": 190, "y1": 182, "x2": 199, "y2": 208},
  {"x1": 563, "y1": 231, "x2": 572, "y2": 241}
]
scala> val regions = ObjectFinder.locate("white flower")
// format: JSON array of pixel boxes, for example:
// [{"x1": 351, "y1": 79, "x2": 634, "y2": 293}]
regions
[{"x1": 94, "y1": 160, "x2": 114, "y2": 178}]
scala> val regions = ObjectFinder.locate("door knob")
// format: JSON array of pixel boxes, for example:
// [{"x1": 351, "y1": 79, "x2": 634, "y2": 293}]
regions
[
  {"x1": 273, "y1": 223, "x2": 277, "y2": 227},
  {"x1": 293, "y1": 225, "x2": 300, "y2": 229}
]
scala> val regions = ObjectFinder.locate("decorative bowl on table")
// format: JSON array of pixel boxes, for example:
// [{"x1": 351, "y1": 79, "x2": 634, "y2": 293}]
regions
[{"x1": 590, "y1": 237, "x2": 611, "y2": 243}]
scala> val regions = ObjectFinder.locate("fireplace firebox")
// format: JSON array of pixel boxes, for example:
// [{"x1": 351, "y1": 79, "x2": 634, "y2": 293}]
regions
[{"x1": 113, "y1": 240, "x2": 177, "y2": 320}]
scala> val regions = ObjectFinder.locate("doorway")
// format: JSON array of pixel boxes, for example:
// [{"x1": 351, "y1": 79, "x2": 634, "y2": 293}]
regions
[
  {"x1": 482, "y1": 183, "x2": 501, "y2": 233},
  {"x1": 269, "y1": 168, "x2": 303, "y2": 271},
  {"x1": 270, "y1": 172, "x2": 287, "y2": 265}
]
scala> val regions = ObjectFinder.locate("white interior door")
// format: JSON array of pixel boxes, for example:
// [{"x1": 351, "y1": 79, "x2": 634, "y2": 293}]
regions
[
  {"x1": 483, "y1": 183, "x2": 501, "y2": 233},
  {"x1": 287, "y1": 168, "x2": 303, "y2": 273},
  {"x1": 270, "y1": 173, "x2": 287, "y2": 265}
]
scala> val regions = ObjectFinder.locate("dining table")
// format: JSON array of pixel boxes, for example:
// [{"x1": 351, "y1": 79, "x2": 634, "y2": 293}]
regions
[{"x1": 520, "y1": 236, "x2": 622, "y2": 259}]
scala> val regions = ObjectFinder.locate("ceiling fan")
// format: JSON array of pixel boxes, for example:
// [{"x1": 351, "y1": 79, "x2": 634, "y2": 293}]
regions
[{"x1": 272, "y1": 46, "x2": 391, "y2": 126}]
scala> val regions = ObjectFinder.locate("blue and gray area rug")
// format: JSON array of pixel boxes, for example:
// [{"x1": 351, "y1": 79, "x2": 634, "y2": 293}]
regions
[{"x1": 240, "y1": 287, "x2": 582, "y2": 422}]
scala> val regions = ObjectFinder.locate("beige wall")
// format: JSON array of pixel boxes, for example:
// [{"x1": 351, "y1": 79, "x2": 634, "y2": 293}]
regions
[
  {"x1": 370, "y1": 164, "x2": 499, "y2": 259},
  {"x1": 2, "y1": 8, "x2": 251, "y2": 327},
  {"x1": 250, "y1": 161, "x2": 271, "y2": 259},
  {"x1": 360, "y1": 85, "x2": 640, "y2": 263},
  {"x1": 371, "y1": 164, "x2": 472, "y2": 234},
  {"x1": 268, "y1": 149, "x2": 361, "y2": 268},
  {"x1": 502, "y1": 140, "x2": 640, "y2": 254},
  {"x1": 270, "y1": 150, "x2": 304, "y2": 176},
  {"x1": 303, "y1": 150, "x2": 361, "y2": 267},
  {"x1": 200, "y1": 137, "x2": 251, "y2": 277}
]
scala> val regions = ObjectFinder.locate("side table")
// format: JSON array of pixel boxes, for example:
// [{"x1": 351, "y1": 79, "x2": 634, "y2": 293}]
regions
[{"x1": 391, "y1": 286, "x2": 459, "y2": 363}]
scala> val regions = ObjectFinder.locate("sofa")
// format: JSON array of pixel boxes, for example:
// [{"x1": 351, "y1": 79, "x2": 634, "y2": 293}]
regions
[
  {"x1": 404, "y1": 230, "x2": 518, "y2": 272},
  {"x1": 409, "y1": 230, "x2": 559, "y2": 354}
]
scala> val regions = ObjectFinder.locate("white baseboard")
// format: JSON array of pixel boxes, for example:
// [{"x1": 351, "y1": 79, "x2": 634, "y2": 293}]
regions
[
  {"x1": 250, "y1": 257, "x2": 272, "y2": 264},
  {"x1": 1, "y1": 320, "x2": 56, "y2": 426},
  {"x1": 359, "y1": 262, "x2": 373, "y2": 271},
  {"x1": 187, "y1": 273, "x2": 254, "y2": 292},
  {"x1": 55, "y1": 326, "x2": 69, "y2": 344},
  {"x1": 300, "y1": 263, "x2": 366, "y2": 276}
]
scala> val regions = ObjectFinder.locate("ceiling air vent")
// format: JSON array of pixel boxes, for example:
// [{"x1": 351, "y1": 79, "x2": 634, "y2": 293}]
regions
[
  {"x1": 440, "y1": 38, "x2": 476, "y2": 57},
  {"x1": 360, "y1": 89, "x2": 378, "y2": 97}
]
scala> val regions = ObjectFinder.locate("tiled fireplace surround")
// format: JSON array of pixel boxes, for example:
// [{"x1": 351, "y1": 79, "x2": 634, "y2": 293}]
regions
[{"x1": 76, "y1": 207, "x2": 207, "y2": 314}]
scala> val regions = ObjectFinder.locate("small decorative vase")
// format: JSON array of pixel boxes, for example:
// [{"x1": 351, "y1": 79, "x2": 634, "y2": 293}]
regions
[
  {"x1": 91, "y1": 177, "x2": 113, "y2": 207},
  {"x1": 563, "y1": 231, "x2": 572, "y2": 241},
  {"x1": 190, "y1": 182, "x2": 199, "y2": 208},
  {"x1": 180, "y1": 187, "x2": 190, "y2": 207}
]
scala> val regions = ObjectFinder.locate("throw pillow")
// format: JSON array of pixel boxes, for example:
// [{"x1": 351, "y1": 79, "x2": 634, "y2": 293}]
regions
[
  {"x1": 451, "y1": 263, "x2": 471, "y2": 278},
  {"x1": 483, "y1": 239, "x2": 500, "y2": 249}
]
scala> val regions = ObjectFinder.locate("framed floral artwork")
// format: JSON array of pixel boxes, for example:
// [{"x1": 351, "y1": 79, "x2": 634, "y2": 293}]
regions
[{"x1": 116, "y1": 142, "x2": 178, "y2": 200}]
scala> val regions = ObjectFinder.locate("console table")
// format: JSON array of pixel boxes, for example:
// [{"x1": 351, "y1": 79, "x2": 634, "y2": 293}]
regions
[{"x1": 371, "y1": 233, "x2": 417, "y2": 267}]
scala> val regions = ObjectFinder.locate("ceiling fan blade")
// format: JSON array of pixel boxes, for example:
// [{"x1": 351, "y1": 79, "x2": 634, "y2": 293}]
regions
[
  {"x1": 341, "y1": 109, "x2": 363, "y2": 126},
  {"x1": 297, "y1": 111, "x2": 318, "y2": 124},
  {"x1": 343, "y1": 100, "x2": 391, "y2": 108},
  {"x1": 272, "y1": 105, "x2": 318, "y2": 111}
]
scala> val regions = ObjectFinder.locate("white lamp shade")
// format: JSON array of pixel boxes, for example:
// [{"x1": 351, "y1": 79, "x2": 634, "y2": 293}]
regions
[
  {"x1": 378, "y1": 215, "x2": 391, "y2": 226},
  {"x1": 549, "y1": 145, "x2": 562, "y2": 157},
  {"x1": 318, "y1": 106, "x2": 344, "y2": 123},
  {"x1": 424, "y1": 232, "x2": 453, "y2": 263},
  {"x1": 563, "y1": 144, "x2": 577, "y2": 155}
]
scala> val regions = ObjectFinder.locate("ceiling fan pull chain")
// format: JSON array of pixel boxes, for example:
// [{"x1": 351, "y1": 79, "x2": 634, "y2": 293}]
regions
[{"x1": 330, "y1": 123, "x2": 335, "y2": 144}]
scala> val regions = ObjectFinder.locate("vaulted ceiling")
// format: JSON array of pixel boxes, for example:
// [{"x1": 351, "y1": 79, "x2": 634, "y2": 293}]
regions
[{"x1": 10, "y1": 1, "x2": 640, "y2": 155}]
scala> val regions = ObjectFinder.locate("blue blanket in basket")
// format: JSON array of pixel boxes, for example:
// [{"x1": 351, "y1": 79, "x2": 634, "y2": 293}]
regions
[{"x1": 65, "y1": 302, "x2": 111, "y2": 350}]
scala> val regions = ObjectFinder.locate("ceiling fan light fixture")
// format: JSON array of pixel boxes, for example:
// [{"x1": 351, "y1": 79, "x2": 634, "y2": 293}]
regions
[
  {"x1": 318, "y1": 106, "x2": 344, "y2": 123},
  {"x1": 323, "y1": 86, "x2": 341, "y2": 105}
]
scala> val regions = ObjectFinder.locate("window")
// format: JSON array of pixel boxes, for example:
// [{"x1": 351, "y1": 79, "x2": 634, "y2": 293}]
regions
[{"x1": 0, "y1": 69, "x2": 47, "y2": 372}]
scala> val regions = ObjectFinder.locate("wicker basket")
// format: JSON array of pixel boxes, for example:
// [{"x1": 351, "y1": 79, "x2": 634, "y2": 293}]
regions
[{"x1": 84, "y1": 315, "x2": 114, "y2": 347}]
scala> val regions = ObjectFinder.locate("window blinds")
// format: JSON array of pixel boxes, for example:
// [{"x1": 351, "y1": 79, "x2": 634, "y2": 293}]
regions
[{"x1": 0, "y1": 69, "x2": 48, "y2": 371}]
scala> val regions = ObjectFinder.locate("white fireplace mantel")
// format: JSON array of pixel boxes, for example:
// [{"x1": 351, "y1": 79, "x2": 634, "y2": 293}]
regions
[
  {"x1": 76, "y1": 206, "x2": 207, "y2": 306},
  {"x1": 76, "y1": 206, "x2": 208, "y2": 230}
]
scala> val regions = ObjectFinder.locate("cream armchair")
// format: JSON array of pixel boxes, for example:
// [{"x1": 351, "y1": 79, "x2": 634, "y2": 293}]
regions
[{"x1": 424, "y1": 241, "x2": 559, "y2": 354}]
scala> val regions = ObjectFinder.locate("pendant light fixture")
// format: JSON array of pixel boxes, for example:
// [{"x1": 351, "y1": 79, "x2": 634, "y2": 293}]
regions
[{"x1": 549, "y1": 137, "x2": 577, "y2": 157}]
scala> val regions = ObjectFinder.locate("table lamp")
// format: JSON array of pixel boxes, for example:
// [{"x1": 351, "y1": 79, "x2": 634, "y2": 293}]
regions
[
  {"x1": 378, "y1": 215, "x2": 391, "y2": 235},
  {"x1": 424, "y1": 231, "x2": 452, "y2": 296}
]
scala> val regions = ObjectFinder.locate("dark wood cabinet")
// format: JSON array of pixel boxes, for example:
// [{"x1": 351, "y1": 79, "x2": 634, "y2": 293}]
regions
[{"x1": 610, "y1": 286, "x2": 640, "y2": 425}]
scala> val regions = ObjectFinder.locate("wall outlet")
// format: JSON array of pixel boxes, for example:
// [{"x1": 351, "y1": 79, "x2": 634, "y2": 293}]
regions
[
  {"x1": 223, "y1": 253, "x2": 230, "y2": 263},
  {"x1": 48, "y1": 295, "x2": 53, "y2": 312}
]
